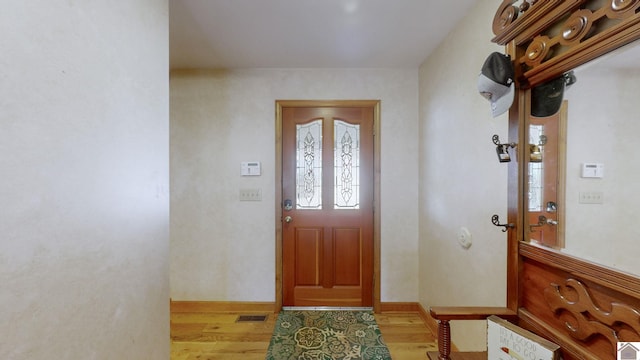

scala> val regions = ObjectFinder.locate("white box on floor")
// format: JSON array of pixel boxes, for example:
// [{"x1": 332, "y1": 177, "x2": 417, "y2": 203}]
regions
[{"x1": 487, "y1": 315, "x2": 560, "y2": 360}]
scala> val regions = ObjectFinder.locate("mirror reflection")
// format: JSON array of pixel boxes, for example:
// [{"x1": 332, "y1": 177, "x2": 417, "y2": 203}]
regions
[
  {"x1": 526, "y1": 42, "x2": 640, "y2": 276},
  {"x1": 527, "y1": 105, "x2": 564, "y2": 249}
]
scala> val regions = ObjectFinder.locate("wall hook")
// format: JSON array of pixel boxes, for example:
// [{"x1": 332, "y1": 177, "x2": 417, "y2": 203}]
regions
[
  {"x1": 491, "y1": 214, "x2": 515, "y2": 232},
  {"x1": 492, "y1": 135, "x2": 517, "y2": 163}
]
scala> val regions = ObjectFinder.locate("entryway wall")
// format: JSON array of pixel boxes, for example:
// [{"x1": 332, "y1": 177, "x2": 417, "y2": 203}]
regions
[
  {"x1": 170, "y1": 68, "x2": 419, "y2": 303},
  {"x1": 418, "y1": 0, "x2": 509, "y2": 351}
]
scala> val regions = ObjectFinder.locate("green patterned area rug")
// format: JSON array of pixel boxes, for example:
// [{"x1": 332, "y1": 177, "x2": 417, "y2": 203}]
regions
[{"x1": 265, "y1": 310, "x2": 392, "y2": 360}]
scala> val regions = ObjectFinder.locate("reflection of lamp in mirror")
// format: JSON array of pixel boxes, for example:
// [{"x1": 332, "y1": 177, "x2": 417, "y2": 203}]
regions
[{"x1": 529, "y1": 144, "x2": 542, "y2": 162}]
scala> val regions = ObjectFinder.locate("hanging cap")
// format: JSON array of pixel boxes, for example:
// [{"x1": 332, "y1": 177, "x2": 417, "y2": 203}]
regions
[
  {"x1": 531, "y1": 71, "x2": 577, "y2": 117},
  {"x1": 477, "y1": 52, "x2": 515, "y2": 117},
  {"x1": 531, "y1": 71, "x2": 576, "y2": 117},
  {"x1": 531, "y1": 76, "x2": 565, "y2": 117}
]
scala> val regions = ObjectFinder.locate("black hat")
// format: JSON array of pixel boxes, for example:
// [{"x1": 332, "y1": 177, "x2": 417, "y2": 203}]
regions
[
  {"x1": 477, "y1": 52, "x2": 515, "y2": 117},
  {"x1": 531, "y1": 72, "x2": 576, "y2": 117}
]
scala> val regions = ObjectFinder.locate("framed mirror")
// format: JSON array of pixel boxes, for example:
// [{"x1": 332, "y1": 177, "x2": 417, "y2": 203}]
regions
[{"x1": 524, "y1": 42, "x2": 640, "y2": 276}]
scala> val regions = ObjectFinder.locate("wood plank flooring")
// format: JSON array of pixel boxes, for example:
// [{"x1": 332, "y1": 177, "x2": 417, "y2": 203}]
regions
[{"x1": 171, "y1": 310, "x2": 438, "y2": 359}]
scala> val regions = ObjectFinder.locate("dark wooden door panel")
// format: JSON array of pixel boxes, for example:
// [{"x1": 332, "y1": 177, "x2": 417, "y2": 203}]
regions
[
  {"x1": 294, "y1": 228, "x2": 322, "y2": 286},
  {"x1": 333, "y1": 228, "x2": 361, "y2": 286}
]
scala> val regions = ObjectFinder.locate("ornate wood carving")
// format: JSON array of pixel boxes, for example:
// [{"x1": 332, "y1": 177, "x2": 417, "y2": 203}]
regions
[
  {"x1": 520, "y1": 243, "x2": 640, "y2": 359},
  {"x1": 544, "y1": 278, "x2": 640, "y2": 349},
  {"x1": 520, "y1": 0, "x2": 640, "y2": 86},
  {"x1": 492, "y1": 0, "x2": 584, "y2": 46},
  {"x1": 492, "y1": 0, "x2": 640, "y2": 88},
  {"x1": 519, "y1": 242, "x2": 640, "y2": 299}
]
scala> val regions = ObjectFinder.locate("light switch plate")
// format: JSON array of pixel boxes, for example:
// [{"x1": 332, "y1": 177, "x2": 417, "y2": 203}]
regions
[
  {"x1": 239, "y1": 188, "x2": 262, "y2": 201},
  {"x1": 579, "y1": 191, "x2": 603, "y2": 204}
]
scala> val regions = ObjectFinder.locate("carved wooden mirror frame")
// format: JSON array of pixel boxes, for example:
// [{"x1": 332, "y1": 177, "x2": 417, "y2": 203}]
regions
[{"x1": 497, "y1": 0, "x2": 640, "y2": 359}]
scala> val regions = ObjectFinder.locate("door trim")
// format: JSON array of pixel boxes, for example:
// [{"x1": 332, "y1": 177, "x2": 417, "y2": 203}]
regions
[{"x1": 275, "y1": 100, "x2": 381, "y2": 312}]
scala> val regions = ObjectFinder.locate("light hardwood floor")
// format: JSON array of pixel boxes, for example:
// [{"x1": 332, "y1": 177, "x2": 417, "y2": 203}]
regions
[{"x1": 170, "y1": 309, "x2": 438, "y2": 359}]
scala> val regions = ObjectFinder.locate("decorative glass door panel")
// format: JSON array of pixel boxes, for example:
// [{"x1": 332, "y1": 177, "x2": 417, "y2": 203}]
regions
[
  {"x1": 296, "y1": 120, "x2": 323, "y2": 209},
  {"x1": 528, "y1": 124, "x2": 544, "y2": 212},
  {"x1": 334, "y1": 120, "x2": 360, "y2": 209}
]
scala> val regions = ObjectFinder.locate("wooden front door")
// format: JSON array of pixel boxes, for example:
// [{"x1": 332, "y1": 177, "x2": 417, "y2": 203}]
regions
[
  {"x1": 527, "y1": 101, "x2": 566, "y2": 248},
  {"x1": 281, "y1": 104, "x2": 375, "y2": 307}
]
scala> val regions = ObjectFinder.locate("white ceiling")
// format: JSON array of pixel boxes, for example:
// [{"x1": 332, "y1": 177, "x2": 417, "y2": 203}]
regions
[{"x1": 169, "y1": 0, "x2": 483, "y2": 69}]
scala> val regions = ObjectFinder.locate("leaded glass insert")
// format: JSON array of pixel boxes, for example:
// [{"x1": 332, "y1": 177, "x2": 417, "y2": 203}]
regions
[
  {"x1": 296, "y1": 120, "x2": 322, "y2": 209},
  {"x1": 334, "y1": 120, "x2": 360, "y2": 209},
  {"x1": 528, "y1": 124, "x2": 544, "y2": 212}
]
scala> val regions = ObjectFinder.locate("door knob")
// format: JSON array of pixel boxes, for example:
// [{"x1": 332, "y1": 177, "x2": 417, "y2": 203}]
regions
[
  {"x1": 546, "y1": 218, "x2": 558, "y2": 225},
  {"x1": 284, "y1": 216, "x2": 293, "y2": 223}
]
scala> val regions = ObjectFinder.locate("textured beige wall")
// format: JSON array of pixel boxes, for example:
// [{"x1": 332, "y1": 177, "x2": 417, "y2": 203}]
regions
[
  {"x1": 0, "y1": 1, "x2": 169, "y2": 359},
  {"x1": 170, "y1": 68, "x2": 419, "y2": 302},
  {"x1": 418, "y1": 0, "x2": 509, "y2": 351}
]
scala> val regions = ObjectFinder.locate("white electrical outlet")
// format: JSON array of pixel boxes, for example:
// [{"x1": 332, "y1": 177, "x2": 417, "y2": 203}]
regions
[{"x1": 239, "y1": 188, "x2": 262, "y2": 201}]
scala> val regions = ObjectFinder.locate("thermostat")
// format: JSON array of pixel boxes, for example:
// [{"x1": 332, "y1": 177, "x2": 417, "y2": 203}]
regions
[
  {"x1": 581, "y1": 163, "x2": 604, "y2": 178},
  {"x1": 241, "y1": 161, "x2": 261, "y2": 176}
]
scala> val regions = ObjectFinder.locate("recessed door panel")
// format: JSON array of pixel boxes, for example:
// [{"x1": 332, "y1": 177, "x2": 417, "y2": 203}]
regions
[
  {"x1": 333, "y1": 228, "x2": 361, "y2": 286},
  {"x1": 294, "y1": 228, "x2": 322, "y2": 286}
]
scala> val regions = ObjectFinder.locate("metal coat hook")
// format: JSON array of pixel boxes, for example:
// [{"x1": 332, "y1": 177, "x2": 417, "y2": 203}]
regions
[
  {"x1": 492, "y1": 135, "x2": 517, "y2": 163},
  {"x1": 491, "y1": 214, "x2": 515, "y2": 232}
]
